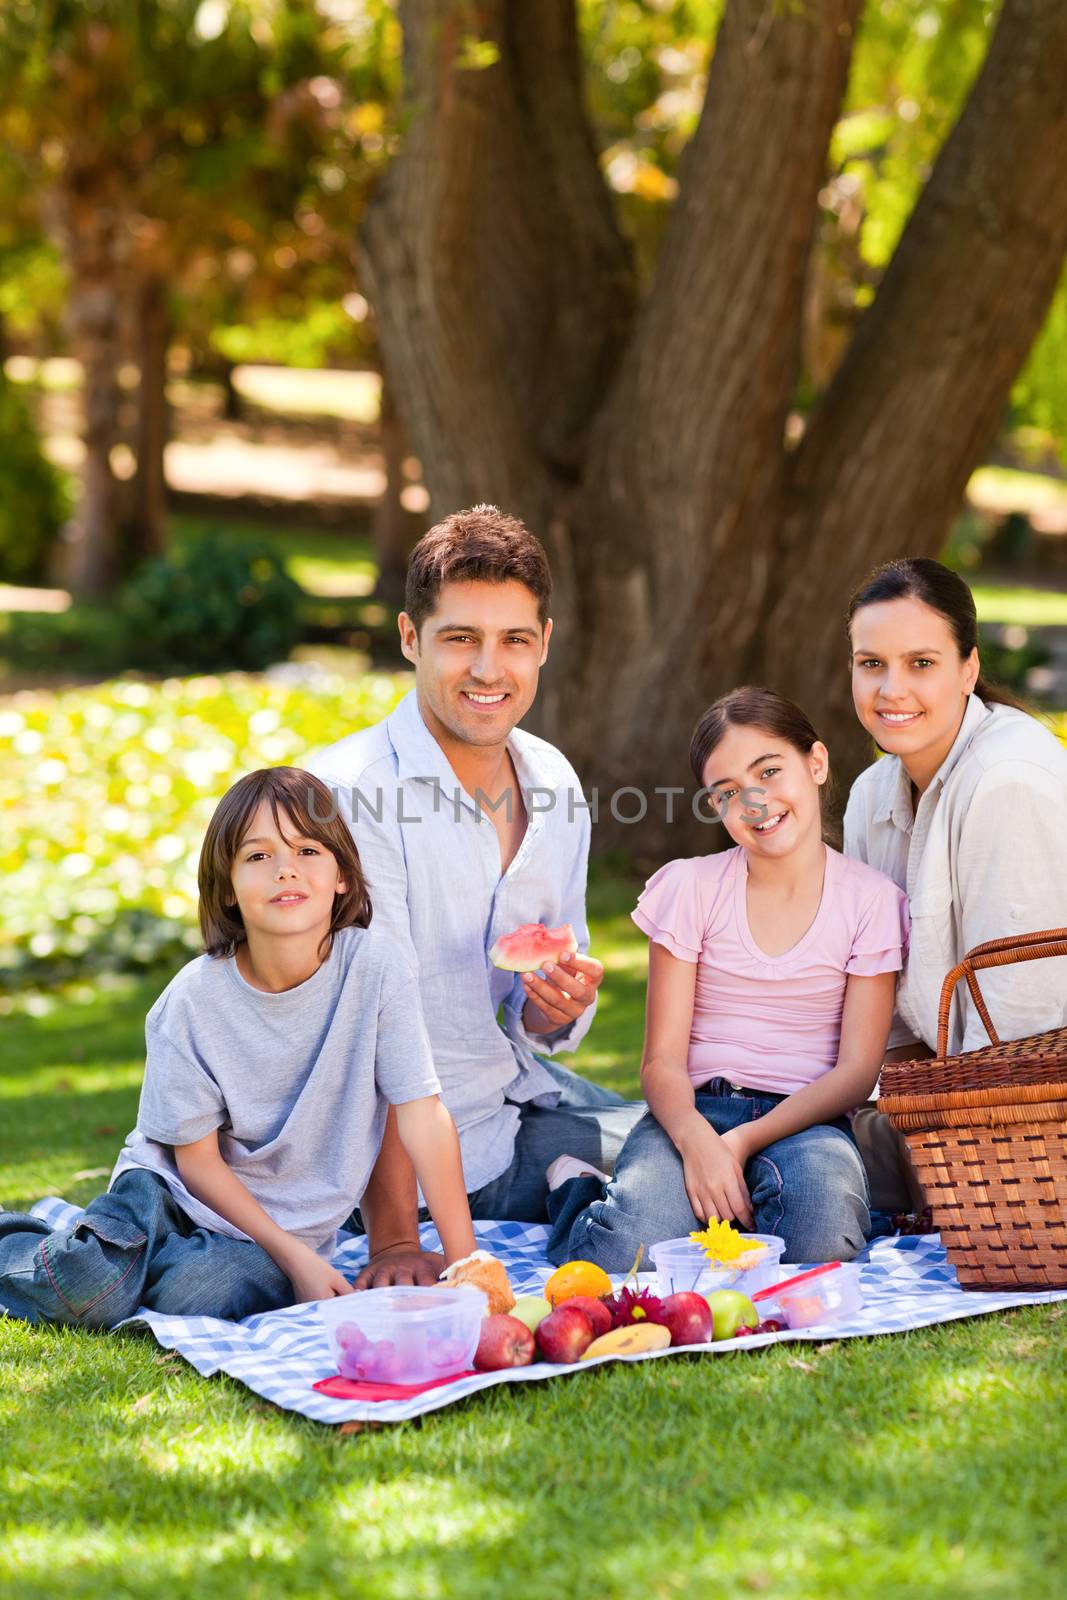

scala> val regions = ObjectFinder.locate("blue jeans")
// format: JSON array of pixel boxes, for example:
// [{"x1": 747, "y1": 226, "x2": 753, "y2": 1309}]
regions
[
  {"x1": 546, "y1": 1080, "x2": 871, "y2": 1268},
  {"x1": 0, "y1": 1170, "x2": 293, "y2": 1329},
  {"x1": 468, "y1": 1059, "x2": 644, "y2": 1222}
]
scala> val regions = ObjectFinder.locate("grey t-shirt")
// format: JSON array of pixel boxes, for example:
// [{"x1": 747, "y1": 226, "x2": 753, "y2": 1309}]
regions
[{"x1": 110, "y1": 926, "x2": 441, "y2": 1257}]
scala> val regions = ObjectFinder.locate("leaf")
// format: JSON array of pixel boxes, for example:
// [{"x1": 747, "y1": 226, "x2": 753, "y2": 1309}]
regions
[{"x1": 786, "y1": 1357, "x2": 818, "y2": 1373}]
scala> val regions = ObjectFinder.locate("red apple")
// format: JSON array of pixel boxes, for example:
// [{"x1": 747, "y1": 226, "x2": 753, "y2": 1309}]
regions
[
  {"x1": 473, "y1": 1314, "x2": 536, "y2": 1371},
  {"x1": 535, "y1": 1305, "x2": 595, "y2": 1364},
  {"x1": 660, "y1": 1291, "x2": 713, "y2": 1347},
  {"x1": 562, "y1": 1295, "x2": 612, "y2": 1337}
]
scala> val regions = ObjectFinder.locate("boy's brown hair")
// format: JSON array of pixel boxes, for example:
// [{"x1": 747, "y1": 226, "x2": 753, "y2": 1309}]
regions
[
  {"x1": 198, "y1": 767, "x2": 371, "y2": 958},
  {"x1": 404, "y1": 503, "x2": 552, "y2": 633}
]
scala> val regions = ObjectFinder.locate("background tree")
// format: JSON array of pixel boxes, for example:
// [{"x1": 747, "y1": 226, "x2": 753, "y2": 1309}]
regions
[
  {"x1": 0, "y1": 0, "x2": 350, "y2": 596},
  {"x1": 361, "y1": 0, "x2": 1067, "y2": 846}
]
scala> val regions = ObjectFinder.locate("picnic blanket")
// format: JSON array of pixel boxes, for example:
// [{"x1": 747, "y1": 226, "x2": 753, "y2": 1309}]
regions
[{"x1": 30, "y1": 1198, "x2": 1067, "y2": 1426}]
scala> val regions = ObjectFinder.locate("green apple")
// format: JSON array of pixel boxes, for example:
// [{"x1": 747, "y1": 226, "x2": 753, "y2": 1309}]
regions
[
  {"x1": 510, "y1": 1295, "x2": 553, "y2": 1333},
  {"x1": 705, "y1": 1289, "x2": 758, "y2": 1341}
]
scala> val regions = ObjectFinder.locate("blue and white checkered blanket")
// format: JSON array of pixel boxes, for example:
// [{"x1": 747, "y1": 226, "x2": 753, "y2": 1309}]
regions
[{"x1": 30, "y1": 1198, "x2": 1067, "y2": 1426}]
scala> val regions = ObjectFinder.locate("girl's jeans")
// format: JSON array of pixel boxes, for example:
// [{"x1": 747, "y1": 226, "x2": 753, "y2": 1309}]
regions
[
  {"x1": 0, "y1": 1170, "x2": 293, "y2": 1329},
  {"x1": 545, "y1": 1079, "x2": 871, "y2": 1270}
]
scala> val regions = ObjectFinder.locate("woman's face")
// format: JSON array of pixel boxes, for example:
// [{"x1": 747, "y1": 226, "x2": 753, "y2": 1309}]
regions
[
  {"x1": 850, "y1": 596, "x2": 979, "y2": 780},
  {"x1": 702, "y1": 722, "x2": 828, "y2": 858}
]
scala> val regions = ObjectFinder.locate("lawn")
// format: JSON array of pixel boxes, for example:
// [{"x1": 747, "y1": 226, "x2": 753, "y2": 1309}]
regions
[
  {"x1": 2, "y1": 537, "x2": 1065, "y2": 1596},
  {"x1": 3, "y1": 870, "x2": 1065, "y2": 1599}
]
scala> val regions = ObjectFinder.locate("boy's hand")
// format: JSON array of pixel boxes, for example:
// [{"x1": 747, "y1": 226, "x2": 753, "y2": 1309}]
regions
[
  {"x1": 354, "y1": 1243, "x2": 445, "y2": 1290},
  {"x1": 283, "y1": 1242, "x2": 354, "y2": 1304},
  {"x1": 522, "y1": 951, "x2": 604, "y2": 1032}
]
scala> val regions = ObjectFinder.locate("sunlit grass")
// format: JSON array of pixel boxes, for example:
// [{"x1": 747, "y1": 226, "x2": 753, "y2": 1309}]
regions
[
  {"x1": 973, "y1": 583, "x2": 1067, "y2": 627},
  {"x1": 1, "y1": 869, "x2": 1064, "y2": 1598}
]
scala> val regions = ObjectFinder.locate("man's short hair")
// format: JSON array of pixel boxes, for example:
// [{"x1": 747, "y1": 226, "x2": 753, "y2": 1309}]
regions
[{"x1": 404, "y1": 504, "x2": 552, "y2": 633}]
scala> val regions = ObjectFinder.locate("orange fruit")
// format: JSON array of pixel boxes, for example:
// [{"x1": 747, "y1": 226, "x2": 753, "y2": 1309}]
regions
[{"x1": 544, "y1": 1260, "x2": 613, "y2": 1307}]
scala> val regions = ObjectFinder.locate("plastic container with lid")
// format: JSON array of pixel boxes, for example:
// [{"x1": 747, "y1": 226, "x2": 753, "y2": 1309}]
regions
[
  {"x1": 764, "y1": 1262, "x2": 863, "y2": 1328},
  {"x1": 319, "y1": 1284, "x2": 486, "y2": 1385},
  {"x1": 649, "y1": 1233, "x2": 786, "y2": 1299}
]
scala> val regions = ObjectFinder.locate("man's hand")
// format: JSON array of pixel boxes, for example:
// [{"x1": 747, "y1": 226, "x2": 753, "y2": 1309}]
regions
[
  {"x1": 354, "y1": 1243, "x2": 445, "y2": 1291},
  {"x1": 282, "y1": 1241, "x2": 354, "y2": 1304},
  {"x1": 522, "y1": 951, "x2": 604, "y2": 1033}
]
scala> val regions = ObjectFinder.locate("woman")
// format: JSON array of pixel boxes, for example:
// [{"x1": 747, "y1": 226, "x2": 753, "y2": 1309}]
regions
[{"x1": 843, "y1": 557, "x2": 1067, "y2": 1213}]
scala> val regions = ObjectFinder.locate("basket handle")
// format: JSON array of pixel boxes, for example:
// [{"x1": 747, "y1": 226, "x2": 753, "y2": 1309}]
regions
[{"x1": 936, "y1": 928, "x2": 1067, "y2": 1057}]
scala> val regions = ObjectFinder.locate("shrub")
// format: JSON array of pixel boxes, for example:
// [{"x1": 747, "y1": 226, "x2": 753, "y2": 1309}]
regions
[
  {"x1": 119, "y1": 535, "x2": 304, "y2": 673},
  {"x1": 0, "y1": 374, "x2": 68, "y2": 584}
]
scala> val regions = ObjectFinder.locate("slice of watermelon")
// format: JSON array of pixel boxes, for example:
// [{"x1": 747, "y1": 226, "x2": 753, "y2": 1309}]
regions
[{"x1": 489, "y1": 922, "x2": 578, "y2": 972}]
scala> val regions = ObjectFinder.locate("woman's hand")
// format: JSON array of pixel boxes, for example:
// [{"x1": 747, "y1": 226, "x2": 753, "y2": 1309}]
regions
[
  {"x1": 678, "y1": 1120, "x2": 754, "y2": 1231},
  {"x1": 280, "y1": 1239, "x2": 354, "y2": 1304}
]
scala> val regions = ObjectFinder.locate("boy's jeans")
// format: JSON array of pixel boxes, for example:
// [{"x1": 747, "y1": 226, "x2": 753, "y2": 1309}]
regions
[
  {"x1": 545, "y1": 1079, "x2": 871, "y2": 1269},
  {"x1": 0, "y1": 1170, "x2": 293, "y2": 1329}
]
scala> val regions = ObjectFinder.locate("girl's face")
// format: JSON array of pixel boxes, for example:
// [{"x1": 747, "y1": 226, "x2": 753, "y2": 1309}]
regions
[
  {"x1": 849, "y1": 596, "x2": 978, "y2": 779},
  {"x1": 229, "y1": 800, "x2": 347, "y2": 943},
  {"x1": 702, "y1": 723, "x2": 828, "y2": 857}
]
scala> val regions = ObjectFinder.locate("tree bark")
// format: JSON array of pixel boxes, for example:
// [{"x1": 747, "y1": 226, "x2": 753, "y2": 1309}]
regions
[
  {"x1": 543, "y1": 0, "x2": 861, "y2": 822},
  {"x1": 126, "y1": 269, "x2": 171, "y2": 569},
  {"x1": 55, "y1": 191, "x2": 128, "y2": 598},
  {"x1": 373, "y1": 370, "x2": 418, "y2": 607},
  {"x1": 361, "y1": 0, "x2": 634, "y2": 520}
]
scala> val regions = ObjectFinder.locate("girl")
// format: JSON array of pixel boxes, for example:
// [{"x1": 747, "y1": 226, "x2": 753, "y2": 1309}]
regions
[
  {"x1": 546, "y1": 688, "x2": 908, "y2": 1268},
  {"x1": 0, "y1": 766, "x2": 476, "y2": 1328},
  {"x1": 844, "y1": 557, "x2": 1067, "y2": 1212}
]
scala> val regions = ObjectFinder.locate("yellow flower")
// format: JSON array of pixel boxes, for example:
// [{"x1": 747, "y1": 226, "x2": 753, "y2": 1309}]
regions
[{"x1": 688, "y1": 1218, "x2": 762, "y2": 1267}]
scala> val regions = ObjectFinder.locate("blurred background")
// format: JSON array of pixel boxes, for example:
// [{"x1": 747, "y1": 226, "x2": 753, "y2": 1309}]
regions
[{"x1": 2, "y1": 0, "x2": 1066, "y2": 1015}]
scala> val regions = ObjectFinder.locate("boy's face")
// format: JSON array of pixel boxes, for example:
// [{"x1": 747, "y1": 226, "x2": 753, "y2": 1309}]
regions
[
  {"x1": 398, "y1": 579, "x2": 552, "y2": 749},
  {"x1": 229, "y1": 800, "x2": 347, "y2": 942}
]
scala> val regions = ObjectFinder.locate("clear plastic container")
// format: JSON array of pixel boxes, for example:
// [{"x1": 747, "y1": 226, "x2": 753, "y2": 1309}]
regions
[
  {"x1": 649, "y1": 1233, "x2": 786, "y2": 1299},
  {"x1": 318, "y1": 1285, "x2": 487, "y2": 1385},
  {"x1": 766, "y1": 1263, "x2": 863, "y2": 1329}
]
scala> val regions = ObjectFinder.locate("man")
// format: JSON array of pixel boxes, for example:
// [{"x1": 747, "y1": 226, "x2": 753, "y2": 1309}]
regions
[{"x1": 309, "y1": 505, "x2": 643, "y2": 1286}]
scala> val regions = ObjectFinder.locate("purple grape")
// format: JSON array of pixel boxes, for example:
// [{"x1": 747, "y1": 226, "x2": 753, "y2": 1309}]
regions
[
  {"x1": 336, "y1": 1322, "x2": 367, "y2": 1352},
  {"x1": 757, "y1": 1318, "x2": 784, "y2": 1334}
]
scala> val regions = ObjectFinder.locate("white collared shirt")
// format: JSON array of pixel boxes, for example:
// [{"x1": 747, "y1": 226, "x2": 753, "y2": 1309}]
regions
[
  {"x1": 844, "y1": 693, "x2": 1067, "y2": 1056},
  {"x1": 308, "y1": 689, "x2": 597, "y2": 1192}
]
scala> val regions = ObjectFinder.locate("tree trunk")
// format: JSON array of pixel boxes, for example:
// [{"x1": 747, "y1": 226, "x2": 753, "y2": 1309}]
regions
[
  {"x1": 56, "y1": 193, "x2": 128, "y2": 598},
  {"x1": 126, "y1": 270, "x2": 171, "y2": 569},
  {"x1": 373, "y1": 370, "x2": 418, "y2": 607},
  {"x1": 754, "y1": 0, "x2": 1067, "y2": 782},
  {"x1": 362, "y1": 0, "x2": 1067, "y2": 857}
]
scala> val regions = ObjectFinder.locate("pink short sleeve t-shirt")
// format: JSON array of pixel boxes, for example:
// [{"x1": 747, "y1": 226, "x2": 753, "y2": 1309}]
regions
[{"x1": 632, "y1": 845, "x2": 909, "y2": 1095}]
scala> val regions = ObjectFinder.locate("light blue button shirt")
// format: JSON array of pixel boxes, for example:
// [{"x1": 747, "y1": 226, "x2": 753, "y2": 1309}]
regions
[{"x1": 308, "y1": 689, "x2": 597, "y2": 1191}]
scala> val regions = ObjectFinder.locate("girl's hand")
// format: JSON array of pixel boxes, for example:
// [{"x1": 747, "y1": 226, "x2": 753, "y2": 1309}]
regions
[
  {"x1": 679, "y1": 1121, "x2": 755, "y2": 1231},
  {"x1": 282, "y1": 1241, "x2": 354, "y2": 1304}
]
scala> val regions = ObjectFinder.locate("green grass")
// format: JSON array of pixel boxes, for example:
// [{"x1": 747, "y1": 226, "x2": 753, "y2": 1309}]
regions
[
  {"x1": 973, "y1": 584, "x2": 1067, "y2": 627},
  {"x1": 2, "y1": 868, "x2": 1065, "y2": 1600}
]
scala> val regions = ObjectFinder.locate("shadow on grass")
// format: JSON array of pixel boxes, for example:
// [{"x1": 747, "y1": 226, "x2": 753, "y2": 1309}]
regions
[{"x1": 1, "y1": 1309, "x2": 1063, "y2": 1600}]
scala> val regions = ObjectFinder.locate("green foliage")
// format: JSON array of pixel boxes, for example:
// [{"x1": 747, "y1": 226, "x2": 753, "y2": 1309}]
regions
[
  {"x1": 118, "y1": 537, "x2": 304, "y2": 675},
  {"x1": 1012, "y1": 270, "x2": 1067, "y2": 466},
  {"x1": 0, "y1": 668, "x2": 408, "y2": 991},
  {"x1": 0, "y1": 374, "x2": 68, "y2": 583}
]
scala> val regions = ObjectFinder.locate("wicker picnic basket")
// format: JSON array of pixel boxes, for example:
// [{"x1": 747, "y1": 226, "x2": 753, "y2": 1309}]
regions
[{"x1": 879, "y1": 929, "x2": 1067, "y2": 1291}]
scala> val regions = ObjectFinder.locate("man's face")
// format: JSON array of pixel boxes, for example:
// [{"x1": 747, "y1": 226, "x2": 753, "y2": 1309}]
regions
[{"x1": 399, "y1": 579, "x2": 552, "y2": 749}]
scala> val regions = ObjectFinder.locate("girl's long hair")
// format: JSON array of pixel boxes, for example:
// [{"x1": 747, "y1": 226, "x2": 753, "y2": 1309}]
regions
[{"x1": 198, "y1": 766, "x2": 371, "y2": 958}]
